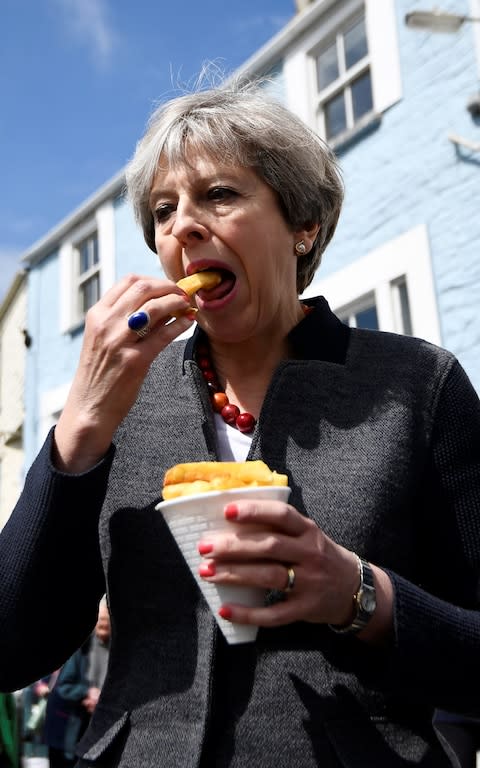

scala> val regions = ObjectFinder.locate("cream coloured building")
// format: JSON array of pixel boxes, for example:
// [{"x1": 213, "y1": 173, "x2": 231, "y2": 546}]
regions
[{"x1": 0, "y1": 271, "x2": 27, "y2": 529}]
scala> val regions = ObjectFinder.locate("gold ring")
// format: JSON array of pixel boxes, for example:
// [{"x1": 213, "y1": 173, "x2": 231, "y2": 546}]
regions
[{"x1": 284, "y1": 566, "x2": 296, "y2": 593}]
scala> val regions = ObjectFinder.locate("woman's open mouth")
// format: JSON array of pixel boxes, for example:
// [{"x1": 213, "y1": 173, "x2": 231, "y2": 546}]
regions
[{"x1": 196, "y1": 268, "x2": 236, "y2": 302}]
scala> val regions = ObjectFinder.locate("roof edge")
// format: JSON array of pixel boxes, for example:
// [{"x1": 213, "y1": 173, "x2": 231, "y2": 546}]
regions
[
  {"x1": 232, "y1": 0, "x2": 336, "y2": 78},
  {"x1": 22, "y1": 168, "x2": 126, "y2": 267}
]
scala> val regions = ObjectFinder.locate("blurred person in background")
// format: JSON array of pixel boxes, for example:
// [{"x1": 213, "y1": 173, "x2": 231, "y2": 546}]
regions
[
  {"x1": 21, "y1": 677, "x2": 53, "y2": 767},
  {"x1": 44, "y1": 599, "x2": 110, "y2": 768}
]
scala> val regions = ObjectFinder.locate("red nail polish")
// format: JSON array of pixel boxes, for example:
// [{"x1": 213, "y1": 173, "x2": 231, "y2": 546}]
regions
[
  {"x1": 199, "y1": 562, "x2": 216, "y2": 577},
  {"x1": 224, "y1": 503, "x2": 238, "y2": 520},
  {"x1": 198, "y1": 542, "x2": 213, "y2": 555},
  {"x1": 218, "y1": 605, "x2": 232, "y2": 620}
]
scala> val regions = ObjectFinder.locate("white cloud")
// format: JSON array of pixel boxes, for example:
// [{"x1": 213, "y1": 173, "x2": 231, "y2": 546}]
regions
[
  {"x1": 0, "y1": 250, "x2": 24, "y2": 304},
  {"x1": 51, "y1": 0, "x2": 116, "y2": 68}
]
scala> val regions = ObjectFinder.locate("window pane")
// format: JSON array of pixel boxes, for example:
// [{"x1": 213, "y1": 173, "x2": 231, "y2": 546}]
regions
[
  {"x1": 81, "y1": 274, "x2": 100, "y2": 313},
  {"x1": 78, "y1": 234, "x2": 99, "y2": 274},
  {"x1": 324, "y1": 92, "x2": 346, "y2": 140},
  {"x1": 351, "y1": 70, "x2": 373, "y2": 121},
  {"x1": 92, "y1": 234, "x2": 99, "y2": 265},
  {"x1": 344, "y1": 17, "x2": 368, "y2": 69},
  {"x1": 355, "y1": 305, "x2": 378, "y2": 330},
  {"x1": 397, "y1": 280, "x2": 413, "y2": 335},
  {"x1": 79, "y1": 241, "x2": 90, "y2": 275},
  {"x1": 316, "y1": 41, "x2": 339, "y2": 90}
]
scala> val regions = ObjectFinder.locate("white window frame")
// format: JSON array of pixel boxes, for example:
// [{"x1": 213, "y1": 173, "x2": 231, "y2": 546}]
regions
[
  {"x1": 283, "y1": 0, "x2": 402, "y2": 143},
  {"x1": 312, "y1": 9, "x2": 373, "y2": 142},
  {"x1": 59, "y1": 200, "x2": 115, "y2": 333},
  {"x1": 303, "y1": 224, "x2": 442, "y2": 345}
]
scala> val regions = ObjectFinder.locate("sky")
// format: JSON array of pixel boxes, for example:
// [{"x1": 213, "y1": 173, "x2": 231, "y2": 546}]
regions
[{"x1": 0, "y1": 0, "x2": 296, "y2": 302}]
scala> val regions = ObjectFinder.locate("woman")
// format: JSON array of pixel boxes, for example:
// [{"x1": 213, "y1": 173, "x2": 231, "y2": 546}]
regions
[{"x1": 1, "y1": 80, "x2": 480, "y2": 767}]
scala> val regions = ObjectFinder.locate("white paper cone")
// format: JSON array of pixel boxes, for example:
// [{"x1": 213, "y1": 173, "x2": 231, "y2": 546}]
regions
[{"x1": 155, "y1": 485, "x2": 291, "y2": 644}]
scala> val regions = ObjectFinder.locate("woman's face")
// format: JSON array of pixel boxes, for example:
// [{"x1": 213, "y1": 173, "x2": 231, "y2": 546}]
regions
[{"x1": 149, "y1": 152, "x2": 306, "y2": 343}]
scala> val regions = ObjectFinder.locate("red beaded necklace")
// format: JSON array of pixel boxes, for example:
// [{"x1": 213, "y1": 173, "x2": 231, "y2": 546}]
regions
[
  {"x1": 195, "y1": 305, "x2": 313, "y2": 435},
  {"x1": 196, "y1": 341, "x2": 256, "y2": 433}
]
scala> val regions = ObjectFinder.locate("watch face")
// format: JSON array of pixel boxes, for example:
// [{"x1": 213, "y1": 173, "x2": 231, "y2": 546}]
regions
[{"x1": 360, "y1": 589, "x2": 376, "y2": 614}]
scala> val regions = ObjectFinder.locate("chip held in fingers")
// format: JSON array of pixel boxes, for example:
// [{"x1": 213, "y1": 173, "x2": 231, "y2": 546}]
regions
[
  {"x1": 162, "y1": 460, "x2": 289, "y2": 499},
  {"x1": 177, "y1": 271, "x2": 222, "y2": 297}
]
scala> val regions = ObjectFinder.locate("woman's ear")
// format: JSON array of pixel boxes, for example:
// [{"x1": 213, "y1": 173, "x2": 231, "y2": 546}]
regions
[{"x1": 294, "y1": 222, "x2": 321, "y2": 254}]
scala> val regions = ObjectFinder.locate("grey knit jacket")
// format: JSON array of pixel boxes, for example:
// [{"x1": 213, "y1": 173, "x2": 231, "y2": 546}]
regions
[{"x1": 1, "y1": 297, "x2": 480, "y2": 767}]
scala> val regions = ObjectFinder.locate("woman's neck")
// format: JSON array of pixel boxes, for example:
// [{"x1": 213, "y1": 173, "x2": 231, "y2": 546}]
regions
[
  {"x1": 209, "y1": 347, "x2": 283, "y2": 420},
  {"x1": 206, "y1": 304, "x2": 305, "y2": 418}
]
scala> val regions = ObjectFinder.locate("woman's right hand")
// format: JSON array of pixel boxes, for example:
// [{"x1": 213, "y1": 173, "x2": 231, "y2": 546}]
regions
[{"x1": 53, "y1": 274, "x2": 194, "y2": 473}]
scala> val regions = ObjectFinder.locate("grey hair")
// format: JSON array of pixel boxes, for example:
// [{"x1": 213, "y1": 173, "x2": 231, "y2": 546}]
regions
[{"x1": 125, "y1": 79, "x2": 344, "y2": 293}]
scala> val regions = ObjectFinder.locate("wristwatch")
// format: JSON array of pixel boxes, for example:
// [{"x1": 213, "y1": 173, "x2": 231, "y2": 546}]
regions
[{"x1": 329, "y1": 555, "x2": 377, "y2": 634}]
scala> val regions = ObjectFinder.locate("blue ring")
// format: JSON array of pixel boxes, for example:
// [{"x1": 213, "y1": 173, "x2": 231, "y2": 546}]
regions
[{"x1": 127, "y1": 310, "x2": 150, "y2": 332}]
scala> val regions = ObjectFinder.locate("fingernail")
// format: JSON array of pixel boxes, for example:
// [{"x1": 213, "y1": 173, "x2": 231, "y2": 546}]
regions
[
  {"x1": 198, "y1": 542, "x2": 213, "y2": 555},
  {"x1": 218, "y1": 605, "x2": 232, "y2": 620},
  {"x1": 224, "y1": 504, "x2": 238, "y2": 520},
  {"x1": 199, "y1": 562, "x2": 216, "y2": 577},
  {"x1": 184, "y1": 309, "x2": 198, "y2": 321}
]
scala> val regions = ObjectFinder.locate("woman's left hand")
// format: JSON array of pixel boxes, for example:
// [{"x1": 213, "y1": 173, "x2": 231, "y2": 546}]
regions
[{"x1": 197, "y1": 498, "x2": 393, "y2": 641}]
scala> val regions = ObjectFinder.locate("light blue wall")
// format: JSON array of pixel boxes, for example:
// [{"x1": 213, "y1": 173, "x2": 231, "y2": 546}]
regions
[
  {"x1": 321, "y1": 0, "x2": 480, "y2": 388},
  {"x1": 113, "y1": 193, "x2": 166, "y2": 280},
  {"x1": 24, "y1": 251, "x2": 84, "y2": 466}
]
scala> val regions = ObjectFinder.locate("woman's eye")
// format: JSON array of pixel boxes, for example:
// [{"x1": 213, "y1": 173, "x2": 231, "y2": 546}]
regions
[
  {"x1": 154, "y1": 204, "x2": 174, "y2": 223},
  {"x1": 208, "y1": 187, "x2": 236, "y2": 201}
]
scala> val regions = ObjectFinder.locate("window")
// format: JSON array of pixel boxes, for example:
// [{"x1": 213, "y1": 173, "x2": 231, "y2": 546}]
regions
[
  {"x1": 282, "y1": 1, "x2": 402, "y2": 147},
  {"x1": 314, "y1": 13, "x2": 373, "y2": 142},
  {"x1": 76, "y1": 231, "x2": 100, "y2": 316},
  {"x1": 303, "y1": 225, "x2": 441, "y2": 345},
  {"x1": 338, "y1": 293, "x2": 379, "y2": 330},
  {"x1": 337, "y1": 278, "x2": 413, "y2": 335},
  {"x1": 59, "y1": 200, "x2": 115, "y2": 333}
]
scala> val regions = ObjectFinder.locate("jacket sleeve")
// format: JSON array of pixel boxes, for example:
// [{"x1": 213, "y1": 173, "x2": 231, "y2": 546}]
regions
[
  {"x1": 387, "y1": 359, "x2": 480, "y2": 712},
  {"x1": 0, "y1": 428, "x2": 114, "y2": 691}
]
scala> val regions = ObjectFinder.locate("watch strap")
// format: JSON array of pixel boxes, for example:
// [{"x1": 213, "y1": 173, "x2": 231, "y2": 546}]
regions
[{"x1": 329, "y1": 555, "x2": 376, "y2": 635}]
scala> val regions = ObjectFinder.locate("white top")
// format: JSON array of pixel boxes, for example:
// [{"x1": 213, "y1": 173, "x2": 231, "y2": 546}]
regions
[{"x1": 214, "y1": 413, "x2": 252, "y2": 462}]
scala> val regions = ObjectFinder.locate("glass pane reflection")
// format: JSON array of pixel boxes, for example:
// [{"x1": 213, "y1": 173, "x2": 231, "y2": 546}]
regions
[
  {"x1": 345, "y1": 18, "x2": 368, "y2": 69},
  {"x1": 316, "y1": 41, "x2": 339, "y2": 90},
  {"x1": 355, "y1": 305, "x2": 378, "y2": 330},
  {"x1": 351, "y1": 71, "x2": 373, "y2": 121},
  {"x1": 325, "y1": 92, "x2": 346, "y2": 139}
]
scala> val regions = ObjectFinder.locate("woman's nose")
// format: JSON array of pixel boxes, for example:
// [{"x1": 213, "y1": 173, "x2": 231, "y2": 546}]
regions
[{"x1": 171, "y1": 199, "x2": 209, "y2": 245}]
